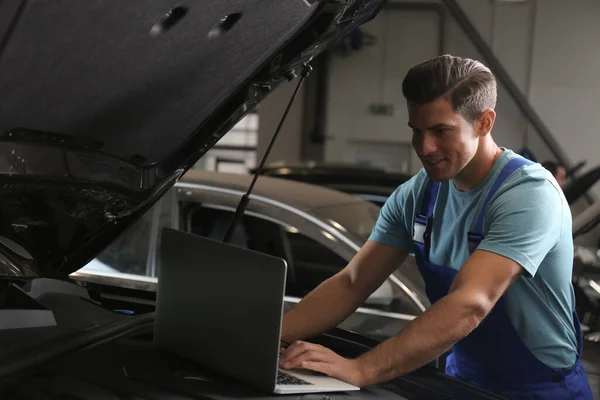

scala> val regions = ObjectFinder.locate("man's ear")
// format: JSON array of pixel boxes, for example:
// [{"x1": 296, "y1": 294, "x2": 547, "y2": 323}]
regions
[{"x1": 478, "y1": 109, "x2": 496, "y2": 136}]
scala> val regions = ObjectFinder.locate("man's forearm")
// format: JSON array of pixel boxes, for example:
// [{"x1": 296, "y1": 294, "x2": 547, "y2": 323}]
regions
[
  {"x1": 356, "y1": 289, "x2": 486, "y2": 386},
  {"x1": 281, "y1": 273, "x2": 370, "y2": 344}
]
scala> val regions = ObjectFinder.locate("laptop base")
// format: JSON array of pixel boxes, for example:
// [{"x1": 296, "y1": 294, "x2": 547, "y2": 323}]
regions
[{"x1": 274, "y1": 368, "x2": 360, "y2": 394}]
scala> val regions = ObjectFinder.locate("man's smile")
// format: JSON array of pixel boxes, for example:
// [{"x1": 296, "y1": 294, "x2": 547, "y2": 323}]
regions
[{"x1": 421, "y1": 158, "x2": 446, "y2": 168}]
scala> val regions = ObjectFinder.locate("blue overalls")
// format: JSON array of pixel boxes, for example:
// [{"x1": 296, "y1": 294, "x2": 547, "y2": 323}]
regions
[{"x1": 412, "y1": 157, "x2": 593, "y2": 399}]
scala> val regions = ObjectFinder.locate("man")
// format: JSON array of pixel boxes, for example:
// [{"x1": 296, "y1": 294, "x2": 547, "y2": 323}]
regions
[
  {"x1": 278, "y1": 55, "x2": 593, "y2": 399},
  {"x1": 541, "y1": 160, "x2": 568, "y2": 188}
]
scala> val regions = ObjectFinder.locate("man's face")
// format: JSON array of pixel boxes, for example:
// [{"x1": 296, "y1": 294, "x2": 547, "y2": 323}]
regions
[
  {"x1": 408, "y1": 97, "x2": 480, "y2": 182},
  {"x1": 555, "y1": 166, "x2": 567, "y2": 188}
]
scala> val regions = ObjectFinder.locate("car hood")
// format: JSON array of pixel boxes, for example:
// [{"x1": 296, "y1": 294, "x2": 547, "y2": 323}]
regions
[{"x1": 0, "y1": 0, "x2": 384, "y2": 279}]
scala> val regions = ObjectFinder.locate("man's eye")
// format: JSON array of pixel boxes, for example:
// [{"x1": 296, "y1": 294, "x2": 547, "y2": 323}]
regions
[{"x1": 435, "y1": 127, "x2": 449, "y2": 134}]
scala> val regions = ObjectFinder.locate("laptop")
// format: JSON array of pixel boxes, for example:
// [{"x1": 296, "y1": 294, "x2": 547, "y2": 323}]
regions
[{"x1": 154, "y1": 227, "x2": 360, "y2": 394}]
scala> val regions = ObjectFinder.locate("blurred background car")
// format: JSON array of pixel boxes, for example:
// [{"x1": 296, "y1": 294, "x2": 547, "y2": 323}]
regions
[{"x1": 252, "y1": 161, "x2": 412, "y2": 207}]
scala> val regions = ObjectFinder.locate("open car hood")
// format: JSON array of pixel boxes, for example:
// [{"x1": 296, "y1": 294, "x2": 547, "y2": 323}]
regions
[{"x1": 0, "y1": 0, "x2": 384, "y2": 278}]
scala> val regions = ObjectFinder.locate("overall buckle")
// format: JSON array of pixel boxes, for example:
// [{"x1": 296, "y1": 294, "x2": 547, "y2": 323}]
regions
[{"x1": 413, "y1": 214, "x2": 432, "y2": 244}]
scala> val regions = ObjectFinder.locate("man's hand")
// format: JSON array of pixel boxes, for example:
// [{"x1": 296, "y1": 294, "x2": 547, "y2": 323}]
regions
[{"x1": 279, "y1": 341, "x2": 366, "y2": 387}]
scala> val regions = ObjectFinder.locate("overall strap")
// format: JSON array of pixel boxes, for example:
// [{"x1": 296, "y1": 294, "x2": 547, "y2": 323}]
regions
[
  {"x1": 413, "y1": 180, "x2": 441, "y2": 262},
  {"x1": 467, "y1": 157, "x2": 534, "y2": 253}
]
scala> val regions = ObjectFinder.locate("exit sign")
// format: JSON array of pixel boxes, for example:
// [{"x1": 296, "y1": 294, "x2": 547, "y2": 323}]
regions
[{"x1": 368, "y1": 103, "x2": 394, "y2": 116}]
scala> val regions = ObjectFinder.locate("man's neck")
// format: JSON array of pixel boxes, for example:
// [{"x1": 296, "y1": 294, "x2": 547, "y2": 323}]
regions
[{"x1": 452, "y1": 141, "x2": 502, "y2": 192}]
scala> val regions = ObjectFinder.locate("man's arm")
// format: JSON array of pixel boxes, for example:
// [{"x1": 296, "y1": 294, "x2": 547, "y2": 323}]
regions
[
  {"x1": 281, "y1": 240, "x2": 409, "y2": 345},
  {"x1": 279, "y1": 249, "x2": 523, "y2": 386},
  {"x1": 353, "y1": 249, "x2": 522, "y2": 385},
  {"x1": 282, "y1": 172, "x2": 418, "y2": 344}
]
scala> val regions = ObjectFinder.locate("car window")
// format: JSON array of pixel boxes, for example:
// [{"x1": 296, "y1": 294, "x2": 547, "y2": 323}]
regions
[
  {"x1": 186, "y1": 205, "x2": 294, "y2": 264},
  {"x1": 284, "y1": 230, "x2": 346, "y2": 296},
  {"x1": 151, "y1": 189, "x2": 179, "y2": 277},
  {"x1": 90, "y1": 204, "x2": 155, "y2": 276},
  {"x1": 184, "y1": 204, "x2": 421, "y2": 316},
  {"x1": 285, "y1": 230, "x2": 421, "y2": 315},
  {"x1": 187, "y1": 206, "x2": 250, "y2": 248},
  {"x1": 185, "y1": 204, "x2": 336, "y2": 296},
  {"x1": 186, "y1": 205, "x2": 301, "y2": 293},
  {"x1": 83, "y1": 192, "x2": 176, "y2": 277}
]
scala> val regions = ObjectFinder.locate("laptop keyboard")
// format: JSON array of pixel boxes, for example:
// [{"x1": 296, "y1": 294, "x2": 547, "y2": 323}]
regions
[{"x1": 277, "y1": 371, "x2": 313, "y2": 386}]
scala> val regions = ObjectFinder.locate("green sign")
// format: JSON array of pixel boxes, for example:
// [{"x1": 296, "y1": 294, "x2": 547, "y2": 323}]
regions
[{"x1": 368, "y1": 103, "x2": 394, "y2": 116}]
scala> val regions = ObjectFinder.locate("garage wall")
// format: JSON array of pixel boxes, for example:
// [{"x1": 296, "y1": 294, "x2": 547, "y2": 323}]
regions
[
  {"x1": 528, "y1": 0, "x2": 600, "y2": 182},
  {"x1": 527, "y1": 0, "x2": 600, "y2": 243},
  {"x1": 324, "y1": 5, "x2": 442, "y2": 174},
  {"x1": 448, "y1": 0, "x2": 538, "y2": 159},
  {"x1": 322, "y1": 0, "x2": 541, "y2": 175},
  {"x1": 259, "y1": 0, "x2": 600, "y2": 184},
  {"x1": 256, "y1": 80, "x2": 306, "y2": 165},
  {"x1": 452, "y1": 0, "x2": 600, "y2": 204},
  {"x1": 462, "y1": 0, "x2": 600, "y2": 186},
  {"x1": 322, "y1": 0, "x2": 600, "y2": 171}
]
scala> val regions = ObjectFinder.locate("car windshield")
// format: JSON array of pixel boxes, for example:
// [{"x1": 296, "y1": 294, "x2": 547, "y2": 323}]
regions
[{"x1": 314, "y1": 201, "x2": 381, "y2": 243}]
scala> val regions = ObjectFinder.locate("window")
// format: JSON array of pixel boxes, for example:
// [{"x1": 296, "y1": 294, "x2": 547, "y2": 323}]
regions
[
  {"x1": 284, "y1": 229, "x2": 421, "y2": 315},
  {"x1": 284, "y1": 231, "x2": 346, "y2": 296},
  {"x1": 184, "y1": 204, "x2": 421, "y2": 316},
  {"x1": 90, "y1": 205, "x2": 155, "y2": 276},
  {"x1": 83, "y1": 192, "x2": 176, "y2": 277},
  {"x1": 186, "y1": 205, "x2": 337, "y2": 297},
  {"x1": 186, "y1": 206, "x2": 250, "y2": 249}
]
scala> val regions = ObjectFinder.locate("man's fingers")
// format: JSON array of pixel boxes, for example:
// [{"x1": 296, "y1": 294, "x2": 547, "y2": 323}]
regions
[
  {"x1": 279, "y1": 345, "x2": 359, "y2": 387},
  {"x1": 300, "y1": 361, "x2": 333, "y2": 376},
  {"x1": 281, "y1": 349, "x2": 328, "y2": 369},
  {"x1": 280, "y1": 341, "x2": 309, "y2": 362},
  {"x1": 280, "y1": 341, "x2": 324, "y2": 365}
]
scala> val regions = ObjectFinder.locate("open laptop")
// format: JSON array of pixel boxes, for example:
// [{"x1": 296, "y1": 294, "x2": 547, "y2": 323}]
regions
[{"x1": 154, "y1": 227, "x2": 360, "y2": 394}]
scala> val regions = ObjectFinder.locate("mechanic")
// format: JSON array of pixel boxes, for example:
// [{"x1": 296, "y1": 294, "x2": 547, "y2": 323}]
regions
[
  {"x1": 278, "y1": 54, "x2": 593, "y2": 399},
  {"x1": 541, "y1": 160, "x2": 568, "y2": 188}
]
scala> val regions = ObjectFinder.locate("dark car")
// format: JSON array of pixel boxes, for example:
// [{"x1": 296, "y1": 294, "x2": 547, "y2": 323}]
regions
[
  {"x1": 0, "y1": 2, "x2": 509, "y2": 399},
  {"x1": 253, "y1": 162, "x2": 412, "y2": 206}
]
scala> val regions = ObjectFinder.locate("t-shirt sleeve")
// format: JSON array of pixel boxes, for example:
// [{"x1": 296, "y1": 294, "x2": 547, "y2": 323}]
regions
[
  {"x1": 368, "y1": 182, "x2": 415, "y2": 252},
  {"x1": 476, "y1": 176, "x2": 565, "y2": 278}
]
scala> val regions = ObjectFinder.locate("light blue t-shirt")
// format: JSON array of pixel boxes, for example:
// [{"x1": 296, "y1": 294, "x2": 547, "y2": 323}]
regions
[{"x1": 369, "y1": 149, "x2": 578, "y2": 369}]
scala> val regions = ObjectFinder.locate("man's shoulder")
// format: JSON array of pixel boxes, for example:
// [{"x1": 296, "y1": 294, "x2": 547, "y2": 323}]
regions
[
  {"x1": 380, "y1": 169, "x2": 429, "y2": 219},
  {"x1": 369, "y1": 169, "x2": 430, "y2": 251},
  {"x1": 497, "y1": 151, "x2": 562, "y2": 197},
  {"x1": 389, "y1": 168, "x2": 429, "y2": 203},
  {"x1": 488, "y1": 153, "x2": 568, "y2": 222}
]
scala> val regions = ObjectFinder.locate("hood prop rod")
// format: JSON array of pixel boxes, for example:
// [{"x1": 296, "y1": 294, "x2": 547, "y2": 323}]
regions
[{"x1": 222, "y1": 64, "x2": 313, "y2": 243}]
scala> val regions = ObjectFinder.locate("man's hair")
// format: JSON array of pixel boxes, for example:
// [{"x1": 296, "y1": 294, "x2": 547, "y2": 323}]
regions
[{"x1": 402, "y1": 54, "x2": 497, "y2": 122}]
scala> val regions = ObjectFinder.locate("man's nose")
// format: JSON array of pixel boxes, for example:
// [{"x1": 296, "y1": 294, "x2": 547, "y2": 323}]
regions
[{"x1": 414, "y1": 132, "x2": 437, "y2": 155}]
